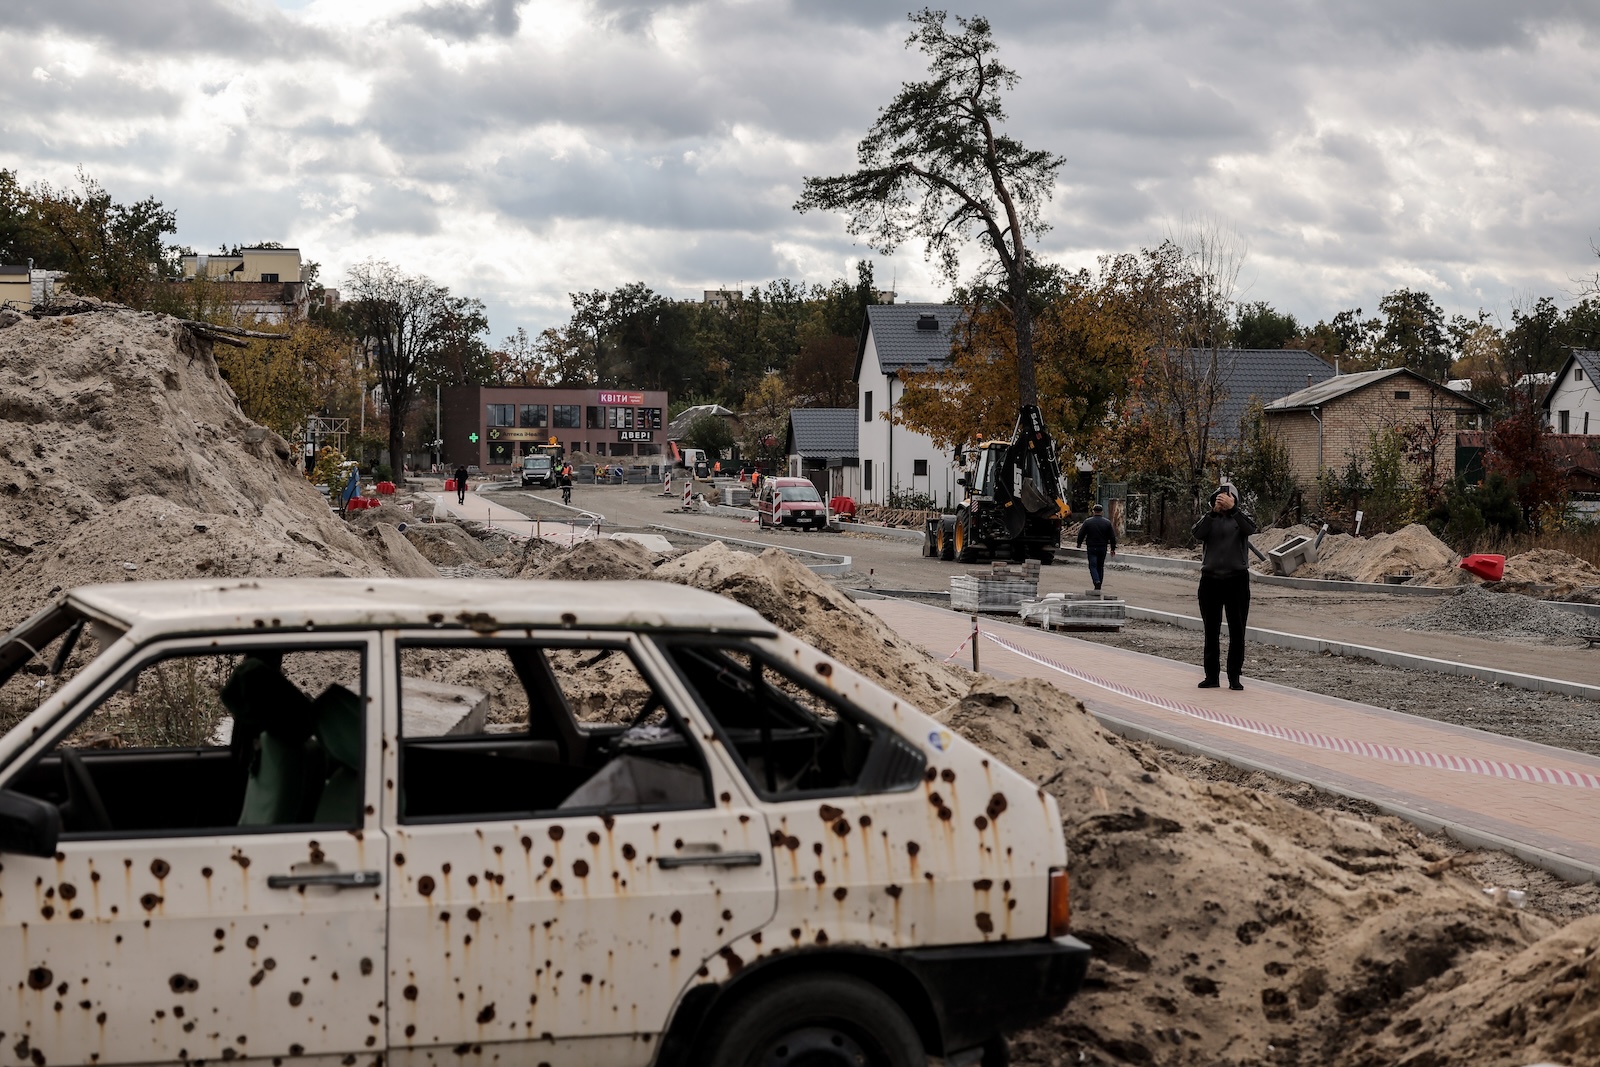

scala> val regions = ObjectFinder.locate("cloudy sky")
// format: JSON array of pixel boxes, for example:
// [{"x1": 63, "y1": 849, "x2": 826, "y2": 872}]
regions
[{"x1": 5, "y1": 0, "x2": 1600, "y2": 340}]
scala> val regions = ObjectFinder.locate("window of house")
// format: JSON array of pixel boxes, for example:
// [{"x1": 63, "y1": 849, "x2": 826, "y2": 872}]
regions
[
  {"x1": 395, "y1": 641, "x2": 708, "y2": 822},
  {"x1": 586, "y1": 406, "x2": 602, "y2": 429},
  {"x1": 660, "y1": 641, "x2": 923, "y2": 798},
  {"x1": 1586, "y1": 412, "x2": 1591, "y2": 435},
  {"x1": 913, "y1": 459, "x2": 929, "y2": 477},
  {"x1": 863, "y1": 459, "x2": 873, "y2": 491},
  {"x1": 1577, "y1": 367, "x2": 1585, "y2": 381},
  {"x1": 4, "y1": 643, "x2": 367, "y2": 837},
  {"x1": 260, "y1": 273, "x2": 279, "y2": 283},
  {"x1": 487, "y1": 404, "x2": 516, "y2": 427},
  {"x1": 1393, "y1": 390, "x2": 1410, "y2": 400},
  {"x1": 488, "y1": 440, "x2": 514, "y2": 465},
  {"x1": 1560, "y1": 410, "x2": 1571, "y2": 434},
  {"x1": 553, "y1": 404, "x2": 581, "y2": 428},
  {"x1": 864, "y1": 391, "x2": 873, "y2": 422},
  {"x1": 647, "y1": 408, "x2": 663, "y2": 430},
  {"x1": 520, "y1": 404, "x2": 547, "y2": 428}
]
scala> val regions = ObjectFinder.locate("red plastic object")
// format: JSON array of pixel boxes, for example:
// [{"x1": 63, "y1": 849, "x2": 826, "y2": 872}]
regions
[
  {"x1": 830, "y1": 496, "x2": 857, "y2": 518},
  {"x1": 376, "y1": 481, "x2": 396, "y2": 496},
  {"x1": 1459, "y1": 553, "x2": 1505, "y2": 582},
  {"x1": 444, "y1": 478, "x2": 456, "y2": 492}
]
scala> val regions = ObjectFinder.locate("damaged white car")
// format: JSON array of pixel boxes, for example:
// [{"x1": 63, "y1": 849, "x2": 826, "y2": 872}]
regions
[{"x1": 0, "y1": 579, "x2": 1088, "y2": 1067}]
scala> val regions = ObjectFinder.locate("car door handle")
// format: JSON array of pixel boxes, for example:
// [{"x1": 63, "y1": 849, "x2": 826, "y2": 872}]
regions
[
  {"x1": 658, "y1": 851, "x2": 763, "y2": 870},
  {"x1": 267, "y1": 870, "x2": 383, "y2": 889}
]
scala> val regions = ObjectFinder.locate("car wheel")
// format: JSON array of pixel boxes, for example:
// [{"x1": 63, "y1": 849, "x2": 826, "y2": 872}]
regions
[{"x1": 699, "y1": 973, "x2": 924, "y2": 1067}]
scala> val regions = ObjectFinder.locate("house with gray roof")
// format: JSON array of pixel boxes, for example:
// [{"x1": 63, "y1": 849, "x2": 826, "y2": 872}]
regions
[
  {"x1": 1541, "y1": 350, "x2": 1600, "y2": 436},
  {"x1": 784, "y1": 408, "x2": 860, "y2": 500},
  {"x1": 855, "y1": 304, "x2": 965, "y2": 506},
  {"x1": 1204, "y1": 348, "x2": 1337, "y2": 442}
]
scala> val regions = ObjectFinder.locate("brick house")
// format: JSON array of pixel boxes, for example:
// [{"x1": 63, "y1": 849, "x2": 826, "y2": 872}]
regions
[{"x1": 1263, "y1": 368, "x2": 1488, "y2": 498}]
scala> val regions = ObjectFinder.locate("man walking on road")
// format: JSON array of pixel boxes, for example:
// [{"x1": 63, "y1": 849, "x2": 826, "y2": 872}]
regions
[
  {"x1": 1075, "y1": 504, "x2": 1117, "y2": 591},
  {"x1": 1192, "y1": 483, "x2": 1257, "y2": 691},
  {"x1": 453, "y1": 464, "x2": 469, "y2": 506}
]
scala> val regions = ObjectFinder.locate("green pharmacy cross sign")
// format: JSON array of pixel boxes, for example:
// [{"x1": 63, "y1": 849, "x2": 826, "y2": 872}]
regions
[{"x1": 468, "y1": 432, "x2": 479, "y2": 443}]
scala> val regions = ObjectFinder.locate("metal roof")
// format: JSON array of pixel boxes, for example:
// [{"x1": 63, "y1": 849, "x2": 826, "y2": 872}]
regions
[
  {"x1": 66, "y1": 578, "x2": 773, "y2": 636},
  {"x1": 1202, "y1": 348, "x2": 1337, "y2": 435},
  {"x1": 857, "y1": 304, "x2": 964, "y2": 377},
  {"x1": 1542, "y1": 350, "x2": 1600, "y2": 409},
  {"x1": 785, "y1": 408, "x2": 858, "y2": 459},
  {"x1": 666, "y1": 403, "x2": 736, "y2": 440},
  {"x1": 1264, "y1": 366, "x2": 1488, "y2": 412}
]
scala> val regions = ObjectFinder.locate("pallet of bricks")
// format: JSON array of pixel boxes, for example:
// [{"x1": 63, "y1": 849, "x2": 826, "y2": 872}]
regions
[
  {"x1": 950, "y1": 560, "x2": 1040, "y2": 613},
  {"x1": 1019, "y1": 592, "x2": 1125, "y2": 631}
]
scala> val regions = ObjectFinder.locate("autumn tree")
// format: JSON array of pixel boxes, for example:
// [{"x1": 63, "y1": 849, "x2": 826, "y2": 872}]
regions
[
  {"x1": 343, "y1": 261, "x2": 450, "y2": 472},
  {"x1": 789, "y1": 335, "x2": 858, "y2": 407},
  {"x1": 796, "y1": 9, "x2": 1064, "y2": 407},
  {"x1": 739, "y1": 372, "x2": 793, "y2": 466},
  {"x1": 215, "y1": 323, "x2": 365, "y2": 441}
]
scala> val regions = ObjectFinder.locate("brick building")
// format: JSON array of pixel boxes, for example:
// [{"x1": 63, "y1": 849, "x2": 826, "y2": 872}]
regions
[
  {"x1": 440, "y1": 386, "x2": 668, "y2": 470},
  {"x1": 1263, "y1": 368, "x2": 1488, "y2": 498}
]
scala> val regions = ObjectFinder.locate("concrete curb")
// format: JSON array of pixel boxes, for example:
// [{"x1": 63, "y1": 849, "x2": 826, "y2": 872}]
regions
[
  {"x1": 1127, "y1": 606, "x2": 1600, "y2": 702},
  {"x1": 836, "y1": 520, "x2": 927, "y2": 542},
  {"x1": 647, "y1": 524, "x2": 853, "y2": 576},
  {"x1": 1091, "y1": 708, "x2": 1600, "y2": 885}
]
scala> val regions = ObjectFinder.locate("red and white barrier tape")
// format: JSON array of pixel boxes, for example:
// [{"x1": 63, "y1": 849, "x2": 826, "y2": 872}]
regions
[{"x1": 964, "y1": 624, "x2": 1600, "y2": 790}]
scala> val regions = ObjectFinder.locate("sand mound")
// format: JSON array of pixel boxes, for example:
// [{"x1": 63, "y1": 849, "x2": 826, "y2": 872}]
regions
[
  {"x1": 938, "y1": 679, "x2": 1551, "y2": 1066},
  {"x1": 532, "y1": 536, "x2": 659, "y2": 581},
  {"x1": 1276, "y1": 523, "x2": 1459, "y2": 584},
  {"x1": 401, "y1": 522, "x2": 500, "y2": 567},
  {"x1": 653, "y1": 541, "x2": 970, "y2": 713},
  {"x1": 1501, "y1": 548, "x2": 1600, "y2": 598},
  {"x1": 0, "y1": 307, "x2": 386, "y2": 625}
]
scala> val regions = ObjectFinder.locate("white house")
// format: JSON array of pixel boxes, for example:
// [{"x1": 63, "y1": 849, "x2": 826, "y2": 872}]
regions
[
  {"x1": 1542, "y1": 351, "x2": 1600, "y2": 435},
  {"x1": 854, "y1": 304, "x2": 964, "y2": 508},
  {"x1": 785, "y1": 408, "x2": 860, "y2": 501}
]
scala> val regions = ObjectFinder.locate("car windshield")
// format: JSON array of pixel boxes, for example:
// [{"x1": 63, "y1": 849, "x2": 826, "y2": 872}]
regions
[{"x1": 778, "y1": 486, "x2": 821, "y2": 503}]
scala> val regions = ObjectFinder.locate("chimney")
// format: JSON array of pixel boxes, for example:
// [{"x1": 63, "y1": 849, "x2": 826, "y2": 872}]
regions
[
  {"x1": 1307, "y1": 374, "x2": 1313, "y2": 388},
  {"x1": 916, "y1": 314, "x2": 939, "y2": 331}
]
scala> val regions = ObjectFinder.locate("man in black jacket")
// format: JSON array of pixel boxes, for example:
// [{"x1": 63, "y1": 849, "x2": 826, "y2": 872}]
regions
[
  {"x1": 1075, "y1": 504, "x2": 1117, "y2": 591},
  {"x1": 1192, "y1": 483, "x2": 1257, "y2": 690}
]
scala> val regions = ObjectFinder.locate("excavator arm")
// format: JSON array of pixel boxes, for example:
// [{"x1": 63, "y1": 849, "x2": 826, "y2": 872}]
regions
[{"x1": 993, "y1": 405, "x2": 1069, "y2": 538}]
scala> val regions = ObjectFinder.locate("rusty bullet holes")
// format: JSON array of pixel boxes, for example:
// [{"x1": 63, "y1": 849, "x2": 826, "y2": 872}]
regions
[
  {"x1": 58, "y1": 883, "x2": 76, "y2": 901},
  {"x1": 812, "y1": 842, "x2": 823, "y2": 857},
  {"x1": 466, "y1": 908, "x2": 482, "y2": 923},
  {"x1": 173, "y1": 1007, "x2": 184, "y2": 1019},
  {"x1": 89, "y1": 871, "x2": 100, "y2": 883},
  {"x1": 56, "y1": 982, "x2": 67, "y2": 996},
  {"x1": 975, "y1": 913, "x2": 995, "y2": 934},
  {"x1": 150, "y1": 858, "x2": 172, "y2": 879},
  {"x1": 696, "y1": 966, "x2": 710, "y2": 978},
  {"x1": 785, "y1": 836, "x2": 800, "y2": 850},
  {"x1": 1008, "y1": 899, "x2": 1018, "y2": 910},
  {"x1": 232, "y1": 854, "x2": 251, "y2": 869},
  {"x1": 721, "y1": 909, "x2": 732, "y2": 921},
  {"x1": 986, "y1": 792, "x2": 1008, "y2": 819},
  {"x1": 467, "y1": 875, "x2": 479, "y2": 888},
  {"x1": 928, "y1": 792, "x2": 943, "y2": 807},
  {"x1": 289, "y1": 992, "x2": 303, "y2": 1007},
  {"x1": 560, "y1": 612, "x2": 578, "y2": 626},
  {"x1": 45, "y1": 886, "x2": 55, "y2": 899},
  {"x1": 360, "y1": 958, "x2": 374, "y2": 976},
  {"x1": 974, "y1": 879, "x2": 993, "y2": 891},
  {"x1": 924, "y1": 767, "x2": 938, "y2": 782},
  {"x1": 858, "y1": 815, "x2": 872, "y2": 829},
  {"x1": 477, "y1": 1003, "x2": 497, "y2": 1025},
  {"x1": 416, "y1": 876, "x2": 436, "y2": 897},
  {"x1": 264, "y1": 959, "x2": 276, "y2": 971},
  {"x1": 906, "y1": 841, "x2": 920, "y2": 856},
  {"x1": 549, "y1": 880, "x2": 563, "y2": 895},
  {"x1": 548, "y1": 826, "x2": 564, "y2": 842},
  {"x1": 365, "y1": 805, "x2": 375, "y2": 817},
  {"x1": 833, "y1": 887, "x2": 848, "y2": 901},
  {"x1": 815, "y1": 662, "x2": 833, "y2": 677},
  {"x1": 572, "y1": 860, "x2": 589, "y2": 879},
  {"x1": 246, "y1": 935, "x2": 260, "y2": 950},
  {"x1": 937, "y1": 807, "x2": 953, "y2": 821},
  {"x1": 213, "y1": 928, "x2": 225, "y2": 940},
  {"x1": 403, "y1": 984, "x2": 418, "y2": 1001},
  {"x1": 669, "y1": 910, "x2": 682, "y2": 926},
  {"x1": 250, "y1": 970, "x2": 265, "y2": 987},
  {"x1": 817, "y1": 804, "x2": 843, "y2": 822},
  {"x1": 671, "y1": 948, "x2": 681, "y2": 958},
  {"x1": 528, "y1": 994, "x2": 538, "y2": 1006},
  {"x1": 621, "y1": 844, "x2": 637, "y2": 861},
  {"x1": 582, "y1": 831, "x2": 599, "y2": 848},
  {"x1": 815, "y1": 930, "x2": 829, "y2": 945},
  {"x1": 941, "y1": 768, "x2": 956, "y2": 783},
  {"x1": 168, "y1": 974, "x2": 199, "y2": 994},
  {"x1": 925, "y1": 872, "x2": 935, "y2": 881},
  {"x1": 813, "y1": 871, "x2": 827, "y2": 886},
  {"x1": 831, "y1": 819, "x2": 850, "y2": 837},
  {"x1": 520, "y1": 836, "x2": 533, "y2": 852},
  {"x1": 789, "y1": 928, "x2": 802, "y2": 940},
  {"x1": 97, "y1": 1012, "x2": 106, "y2": 1025},
  {"x1": 405, "y1": 1025, "x2": 416, "y2": 1039},
  {"x1": 601, "y1": 814, "x2": 615, "y2": 830},
  {"x1": 580, "y1": 974, "x2": 593, "y2": 985},
  {"x1": 718, "y1": 792, "x2": 731, "y2": 804},
  {"x1": 289, "y1": 1044, "x2": 305, "y2": 1056},
  {"x1": 439, "y1": 912, "x2": 452, "y2": 923},
  {"x1": 542, "y1": 856, "x2": 554, "y2": 869},
  {"x1": 719, "y1": 947, "x2": 745, "y2": 975},
  {"x1": 885, "y1": 885, "x2": 902, "y2": 899},
  {"x1": 974, "y1": 815, "x2": 989, "y2": 831},
  {"x1": 139, "y1": 894, "x2": 162, "y2": 912},
  {"x1": 393, "y1": 854, "x2": 405, "y2": 867},
  {"x1": 441, "y1": 862, "x2": 452, "y2": 875},
  {"x1": 27, "y1": 967, "x2": 52, "y2": 990},
  {"x1": 40, "y1": 906, "x2": 55, "y2": 919}
]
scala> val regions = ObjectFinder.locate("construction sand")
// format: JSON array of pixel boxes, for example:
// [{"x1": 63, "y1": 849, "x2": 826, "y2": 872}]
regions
[{"x1": 1252, "y1": 523, "x2": 1463, "y2": 585}]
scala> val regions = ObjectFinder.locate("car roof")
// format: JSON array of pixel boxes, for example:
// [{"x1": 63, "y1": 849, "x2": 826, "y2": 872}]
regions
[{"x1": 66, "y1": 578, "x2": 775, "y2": 636}]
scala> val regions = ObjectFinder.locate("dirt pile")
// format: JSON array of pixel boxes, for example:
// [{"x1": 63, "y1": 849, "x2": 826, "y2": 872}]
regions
[
  {"x1": 1251, "y1": 523, "x2": 1461, "y2": 584},
  {"x1": 0, "y1": 306, "x2": 394, "y2": 626},
  {"x1": 1501, "y1": 548, "x2": 1600, "y2": 599},
  {"x1": 935, "y1": 677, "x2": 1557, "y2": 1067},
  {"x1": 653, "y1": 541, "x2": 971, "y2": 713},
  {"x1": 530, "y1": 536, "x2": 659, "y2": 581},
  {"x1": 1390, "y1": 584, "x2": 1591, "y2": 641}
]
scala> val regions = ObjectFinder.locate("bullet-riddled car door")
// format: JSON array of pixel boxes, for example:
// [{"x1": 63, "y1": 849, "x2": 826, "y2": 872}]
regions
[
  {"x1": 384, "y1": 631, "x2": 774, "y2": 1066},
  {"x1": 0, "y1": 634, "x2": 388, "y2": 1067}
]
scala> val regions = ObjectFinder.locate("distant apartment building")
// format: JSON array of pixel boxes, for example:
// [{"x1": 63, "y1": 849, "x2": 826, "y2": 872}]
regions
[
  {"x1": 175, "y1": 246, "x2": 311, "y2": 324},
  {"x1": 703, "y1": 289, "x2": 742, "y2": 309},
  {"x1": 0, "y1": 265, "x2": 29, "y2": 310}
]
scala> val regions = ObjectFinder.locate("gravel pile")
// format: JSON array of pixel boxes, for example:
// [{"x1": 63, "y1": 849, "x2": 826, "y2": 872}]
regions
[{"x1": 1390, "y1": 585, "x2": 1592, "y2": 638}]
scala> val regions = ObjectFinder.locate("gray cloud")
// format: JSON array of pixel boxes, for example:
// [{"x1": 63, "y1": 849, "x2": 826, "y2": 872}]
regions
[
  {"x1": 400, "y1": 0, "x2": 529, "y2": 40},
  {"x1": 6, "y1": 0, "x2": 333, "y2": 57}
]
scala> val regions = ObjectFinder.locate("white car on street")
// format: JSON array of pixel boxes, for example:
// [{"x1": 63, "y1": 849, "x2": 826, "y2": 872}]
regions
[{"x1": 0, "y1": 579, "x2": 1088, "y2": 1067}]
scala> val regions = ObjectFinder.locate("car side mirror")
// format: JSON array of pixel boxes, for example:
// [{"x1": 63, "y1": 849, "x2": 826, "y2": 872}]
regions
[{"x1": 0, "y1": 789, "x2": 61, "y2": 857}]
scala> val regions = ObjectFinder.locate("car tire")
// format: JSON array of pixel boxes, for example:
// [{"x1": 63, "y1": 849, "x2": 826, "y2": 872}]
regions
[{"x1": 698, "y1": 972, "x2": 925, "y2": 1067}]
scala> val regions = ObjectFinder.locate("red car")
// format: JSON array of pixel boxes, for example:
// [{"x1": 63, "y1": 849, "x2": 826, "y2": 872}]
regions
[{"x1": 756, "y1": 477, "x2": 829, "y2": 530}]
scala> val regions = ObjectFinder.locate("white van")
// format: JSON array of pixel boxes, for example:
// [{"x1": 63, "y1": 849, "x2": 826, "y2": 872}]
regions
[{"x1": 0, "y1": 580, "x2": 1088, "y2": 1066}]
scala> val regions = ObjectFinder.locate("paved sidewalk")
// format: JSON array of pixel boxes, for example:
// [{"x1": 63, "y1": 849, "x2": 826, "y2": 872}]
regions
[
  {"x1": 867, "y1": 597, "x2": 1600, "y2": 881},
  {"x1": 432, "y1": 491, "x2": 598, "y2": 546}
]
